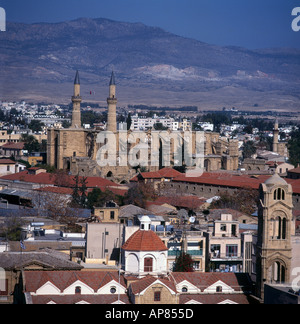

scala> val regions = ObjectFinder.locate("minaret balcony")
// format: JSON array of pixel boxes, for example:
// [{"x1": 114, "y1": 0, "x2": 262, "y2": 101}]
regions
[
  {"x1": 107, "y1": 97, "x2": 117, "y2": 104},
  {"x1": 72, "y1": 95, "x2": 82, "y2": 102}
]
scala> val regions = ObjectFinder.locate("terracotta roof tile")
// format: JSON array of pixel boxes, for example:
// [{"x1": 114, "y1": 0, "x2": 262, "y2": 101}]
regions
[
  {"x1": 130, "y1": 275, "x2": 176, "y2": 295},
  {"x1": 24, "y1": 271, "x2": 126, "y2": 294},
  {"x1": 131, "y1": 167, "x2": 182, "y2": 181},
  {"x1": 180, "y1": 294, "x2": 253, "y2": 304},
  {"x1": 122, "y1": 230, "x2": 168, "y2": 252},
  {"x1": 0, "y1": 171, "x2": 128, "y2": 196},
  {"x1": 0, "y1": 159, "x2": 16, "y2": 165},
  {"x1": 31, "y1": 294, "x2": 131, "y2": 304},
  {"x1": 1, "y1": 142, "x2": 25, "y2": 150},
  {"x1": 172, "y1": 172, "x2": 300, "y2": 194}
]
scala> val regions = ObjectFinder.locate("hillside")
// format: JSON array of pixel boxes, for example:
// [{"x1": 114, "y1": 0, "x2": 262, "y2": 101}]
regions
[{"x1": 0, "y1": 17, "x2": 299, "y2": 111}]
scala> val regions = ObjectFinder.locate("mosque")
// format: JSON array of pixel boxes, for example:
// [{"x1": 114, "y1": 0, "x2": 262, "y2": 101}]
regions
[{"x1": 47, "y1": 71, "x2": 240, "y2": 183}]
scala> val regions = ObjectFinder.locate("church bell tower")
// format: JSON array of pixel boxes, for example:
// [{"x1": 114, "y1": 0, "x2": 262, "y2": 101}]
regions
[{"x1": 256, "y1": 173, "x2": 294, "y2": 300}]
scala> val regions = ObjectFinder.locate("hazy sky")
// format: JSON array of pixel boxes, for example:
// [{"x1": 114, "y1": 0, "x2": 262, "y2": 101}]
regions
[{"x1": 0, "y1": 0, "x2": 300, "y2": 49}]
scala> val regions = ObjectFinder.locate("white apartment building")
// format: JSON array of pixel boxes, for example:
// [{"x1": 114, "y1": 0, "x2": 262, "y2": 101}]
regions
[
  {"x1": 130, "y1": 114, "x2": 190, "y2": 131},
  {"x1": 198, "y1": 122, "x2": 214, "y2": 132}
]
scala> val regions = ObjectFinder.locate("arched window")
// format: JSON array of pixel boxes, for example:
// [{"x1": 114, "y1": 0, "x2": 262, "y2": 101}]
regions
[
  {"x1": 275, "y1": 217, "x2": 287, "y2": 240},
  {"x1": 271, "y1": 262, "x2": 286, "y2": 284},
  {"x1": 107, "y1": 171, "x2": 113, "y2": 178},
  {"x1": 277, "y1": 188, "x2": 281, "y2": 200},
  {"x1": 274, "y1": 188, "x2": 286, "y2": 201},
  {"x1": 282, "y1": 218, "x2": 287, "y2": 240},
  {"x1": 277, "y1": 217, "x2": 282, "y2": 240},
  {"x1": 182, "y1": 286, "x2": 188, "y2": 293}
]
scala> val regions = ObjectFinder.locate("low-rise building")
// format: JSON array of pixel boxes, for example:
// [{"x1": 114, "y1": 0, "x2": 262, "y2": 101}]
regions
[
  {"x1": 0, "y1": 159, "x2": 26, "y2": 177},
  {"x1": 22, "y1": 270, "x2": 255, "y2": 305},
  {"x1": 205, "y1": 214, "x2": 254, "y2": 273},
  {"x1": 0, "y1": 250, "x2": 83, "y2": 304}
]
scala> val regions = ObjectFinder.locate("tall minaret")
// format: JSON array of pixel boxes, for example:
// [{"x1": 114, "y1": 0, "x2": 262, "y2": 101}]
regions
[
  {"x1": 71, "y1": 70, "x2": 82, "y2": 129},
  {"x1": 273, "y1": 119, "x2": 279, "y2": 153},
  {"x1": 107, "y1": 71, "x2": 117, "y2": 133}
]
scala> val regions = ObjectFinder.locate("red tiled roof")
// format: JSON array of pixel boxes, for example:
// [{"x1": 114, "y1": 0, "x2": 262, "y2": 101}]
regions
[
  {"x1": 130, "y1": 275, "x2": 176, "y2": 295},
  {"x1": 157, "y1": 167, "x2": 182, "y2": 178},
  {"x1": 34, "y1": 186, "x2": 74, "y2": 195},
  {"x1": 131, "y1": 167, "x2": 182, "y2": 182},
  {"x1": 0, "y1": 171, "x2": 99, "y2": 186},
  {"x1": 24, "y1": 271, "x2": 126, "y2": 293},
  {"x1": 1, "y1": 170, "x2": 55, "y2": 185},
  {"x1": 154, "y1": 196, "x2": 205, "y2": 209},
  {"x1": 288, "y1": 167, "x2": 300, "y2": 174},
  {"x1": 31, "y1": 294, "x2": 131, "y2": 305},
  {"x1": 0, "y1": 171, "x2": 129, "y2": 199},
  {"x1": 122, "y1": 230, "x2": 168, "y2": 252},
  {"x1": 1, "y1": 142, "x2": 25, "y2": 150},
  {"x1": 172, "y1": 172, "x2": 300, "y2": 195},
  {"x1": 179, "y1": 294, "x2": 252, "y2": 304},
  {"x1": 0, "y1": 159, "x2": 16, "y2": 165},
  {"x1": 172, "y1": 272, "x2": 252, "y2": 292}
]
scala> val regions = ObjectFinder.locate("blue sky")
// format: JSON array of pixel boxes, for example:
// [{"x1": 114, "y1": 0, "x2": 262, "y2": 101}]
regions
[{"x1": 0, "y1": 0, "x2": 299, "y2": 49}]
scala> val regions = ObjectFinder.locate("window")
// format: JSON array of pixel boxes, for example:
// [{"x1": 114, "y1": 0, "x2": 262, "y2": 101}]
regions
[
  {"x1": 75, "y1": 286, "x2": 81, "y2": 294},
  {"x1": 182, "y1": 287, "x2": 188, "y2": 293},
  {"x1": 274, "y1": 188, "x2": 286, "y2": 201},
  {"x1": 0, "y1": 279, "x2": 8, "y2": 296},
  {"x1": 211, "y1": 244, "x2": 221, "y2": 258},
  {"x1": 275, "y1": 217, "x2": 287, "y2": 240},
  {"x1": 110, "y1": 211, "x2": 115, "y2": 220},
  {"x1": 154, "y1": 291, "x2": 161, "y2": 302},
  {"x1": 110, "y1": 287, "x2": 117, "y2": 294},
  {"x1": 216, "y1": 286, "x2": 223, "y2": 293},
  {"x1": 271, "y1": 262, "x2": 286, "y2": 284},
  {"x1": 226, "y1": 245, "x2": 238, "y2": 257},
  {"x1": 144, "y1": 258, "x2": 153, "y2": 272},
  {"x1": 220, "y1": 224, "x2": 227, "y2": 232}
]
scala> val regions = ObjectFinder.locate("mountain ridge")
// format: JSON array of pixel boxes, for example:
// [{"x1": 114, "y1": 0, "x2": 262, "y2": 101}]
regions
[{"x1": 0, "y1": 17, "x2": 299, "y2": 111}]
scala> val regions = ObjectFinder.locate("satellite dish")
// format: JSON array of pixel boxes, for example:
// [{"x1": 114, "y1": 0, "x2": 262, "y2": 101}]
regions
[{"x1": 189, "y1": 216, "x2": 196, "y2": 224}]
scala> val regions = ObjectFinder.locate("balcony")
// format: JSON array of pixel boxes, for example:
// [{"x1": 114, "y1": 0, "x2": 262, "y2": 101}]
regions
[
  {"x1": 168, "y1": 249, "x2": 203, "y2": 257},
  {"x1": 210, "y1": 253, "x2": 243, "y2": 261}
]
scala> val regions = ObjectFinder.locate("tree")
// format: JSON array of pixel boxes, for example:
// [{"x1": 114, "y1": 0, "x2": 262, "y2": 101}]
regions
[
  {"x1": 288, "y1": 130, "x2": 300, "y2": 167},
  {"x1": 51, "y1": 169, "x2": 71, "y2": 187},
  {"x1": 0, "y1": 214, "x2": 24, "y2": 241},
  {"x1": 242, "y1": 141, "x2": 257, "y2": 159},
  {"x1": 210, "y1": 188, "x2": 259, "y2": 215},
  {"x1": 124, "y1": 182, "x2": 158, "y2": 208},
  {"x1": 71, "y1": 174, "x2": 81, "y2": 207},
  {"x1": 28, "y1": 120, "x2": 45, "y2": 133},
  {"x1": 173, "y1": 252, "x2": 194, "y2": 272},
  {"x1": 154, "y1": 122, "x2": 168, "y2": 131},
  {"x1": 87, "y1": 188, "x2": 123, "y2": 209},
  {"x1": 79, "y1": 176, "x2": 88, "y2": 208},
  {"x1": 21, "y1": 134, "x2": 41, "y2": 153},
  {"x1": 243, "y1": 125, "x2": 253, "y2": 134},
  {"x1": 126, "y1": 113, "x2": 132, "y2": 131},
  {"x1": 33, "y1": 190, "x2": 81, "y2": 233}
]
